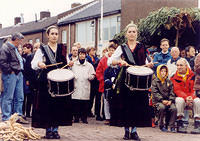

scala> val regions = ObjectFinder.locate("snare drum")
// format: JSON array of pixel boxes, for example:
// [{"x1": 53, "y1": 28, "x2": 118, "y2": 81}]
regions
[
  {"x1": 125, "y1": 66, "x2": 153, "y2": 91},
  {"x1": 47, "y1": 69, "x2": 75, "y2": 97}
]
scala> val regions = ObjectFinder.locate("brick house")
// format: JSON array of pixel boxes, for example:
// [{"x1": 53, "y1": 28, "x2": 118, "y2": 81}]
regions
[
  {"x1": 121, "y1": 0, "x2": 198, "y2": 29},
  {"x1": 58, "y1": 0, "x2": 121, "y2": 54},
  {"x1": 0, "y1": 0, "x2": 198, "y2": 52},
  {"x1": 0, "y1": 12, "x2": 57, "y2": 45}
]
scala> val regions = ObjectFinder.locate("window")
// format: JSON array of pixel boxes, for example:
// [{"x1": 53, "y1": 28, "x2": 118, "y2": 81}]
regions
[
  {"x1": 103, "y1": 18, "x2": 109, "y2": 40},
  {"x1": 76, "y1": 20, "x2": 95, "y2": 46},
  {"x1": 98, "y1": 15, "x2": 121, "y2": 42},
  {"x1": 62, "y1": 30, "x2": 67, "y2": 44},
  {"x1": 36, "y1": 38, "x2": 40, "y2": 43},
  {"x1": 28, "y1": 40, "x2": 33, "y2": 44}
]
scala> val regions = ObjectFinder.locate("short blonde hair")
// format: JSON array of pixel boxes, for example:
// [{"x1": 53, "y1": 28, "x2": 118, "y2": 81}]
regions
[{"x1": 124, "y1": 21, "x2": 138, "y2": 33}]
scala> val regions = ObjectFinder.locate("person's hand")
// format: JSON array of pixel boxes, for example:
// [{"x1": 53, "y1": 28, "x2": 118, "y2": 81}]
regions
[
  {"x1": 119, "y1": 60, "x2": 128, "y2": 66},
  {"x1": 186, "y1": 96, "x2": 193, "y2": 106},
  {"x1": 146, "y1": 62, "x2": 154, "y2": 68},
  {"x1": 38, "y1": 62, "x2": 46, "y2": 69},
  {"x1": 166, "y1": 101, "x2": 172, "y2": 106},
  {"x1": 162, "y1": 100, "x2": 168, "y2": 105},
  {"x1": 69, "y1": 61, "x2": 74, "y2": 67}
]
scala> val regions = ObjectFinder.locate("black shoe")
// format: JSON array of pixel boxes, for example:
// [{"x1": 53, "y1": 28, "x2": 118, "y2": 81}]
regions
[
  {"x1": 177, "y1": 120, "x2": 187, "y2": 133},
  {"x1": 74, "y1": 118, "x2": 79, "y2": 123},
  {"x1": 53, "y1": 131, "x2": 60, "y2": 139},
  {"x1": 123, "y1": 131, "x2": 129, "y2": 140},
  {"x1": 88, "y1": 112, "x2": 95, "y2": 117},
  {"x1": 16, "y1": 116, "x2": 29, "y2": 124},
  {"x1": 130, "y1": 132, "x2": 141, "y2": 141},
  {"x1": 170, "y1": 127, "x2": 176, "y2": 133},
  {"x1": 82, "y1": 120, "x2": 88, "y2": 124},
  {"x1": 191, "y1": 121, "x2": 200, "y2": 134},
  {"x1": 96, "y1": 116, "x2": 103, "y2": 121},
  {"x1": 45, "y1": 131, "x2": 54, "y2": 139}
]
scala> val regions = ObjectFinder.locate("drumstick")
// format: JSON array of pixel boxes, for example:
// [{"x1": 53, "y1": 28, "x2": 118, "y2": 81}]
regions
[
  {"x1": 46, "y1": 62, "x2": 63, "y2": 68},
  {"x1": 61, "y1": 64, "x2": 70, "y2": 69},
  {"x1": 128, "y1": 62, "x2": 158, "y2": 67},
  {"x1": 143, "y1": 62, "x2": 158, "y2": 67}
]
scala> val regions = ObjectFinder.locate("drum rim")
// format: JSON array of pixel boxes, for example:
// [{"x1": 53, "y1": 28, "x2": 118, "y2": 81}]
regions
[
  {"x1": 47, "y1": 69, "x2": 75, "y2": 82},
  {"x1": 127, "y1": 66, "x2": 153, "y2": 76}
]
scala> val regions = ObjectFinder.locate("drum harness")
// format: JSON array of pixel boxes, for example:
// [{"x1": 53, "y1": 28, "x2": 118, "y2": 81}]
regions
[{"x1": 120, "y1": 44, "x2": 154, "y2": 91}]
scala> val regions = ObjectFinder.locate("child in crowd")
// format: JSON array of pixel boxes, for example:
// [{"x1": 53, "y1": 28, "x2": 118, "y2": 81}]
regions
[{"x1": 151, "y1": 65, "x2": 177, "y2": 132}]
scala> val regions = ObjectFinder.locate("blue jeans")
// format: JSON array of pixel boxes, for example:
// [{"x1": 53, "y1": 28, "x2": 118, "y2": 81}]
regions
[{"x1": 1, "y1": 72, "x2": 24, "y2": 121}]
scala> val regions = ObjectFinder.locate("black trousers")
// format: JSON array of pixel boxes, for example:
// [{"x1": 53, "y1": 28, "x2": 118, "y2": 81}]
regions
[
  {"x1": 73, "y1": 99, "x2": 89, "y2": 121},
  {"x1": 88, "y1": 79, "x2": 102, "y2": 117},
  {"x1": 23, "y1": 91, "x2": 34, "y2": 117}
]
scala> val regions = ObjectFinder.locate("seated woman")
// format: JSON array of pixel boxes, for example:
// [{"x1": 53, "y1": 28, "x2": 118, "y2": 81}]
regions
[{"x1": 151, "y1": 65, "x2": 177, "y2": 132}]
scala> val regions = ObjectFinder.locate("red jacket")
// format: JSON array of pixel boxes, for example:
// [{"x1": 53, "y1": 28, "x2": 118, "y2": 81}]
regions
[
  {"x1": 96, "y1": 55, "x2": 109, "y2": 93},
  {"x1": 170, "y1": 68, "x2": 196, "y2": 100}
]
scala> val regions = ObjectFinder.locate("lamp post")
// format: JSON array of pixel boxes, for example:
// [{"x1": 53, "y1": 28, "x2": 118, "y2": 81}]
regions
[{"x1": 99, "y1": 0, "x2": 103, "y2": 56}]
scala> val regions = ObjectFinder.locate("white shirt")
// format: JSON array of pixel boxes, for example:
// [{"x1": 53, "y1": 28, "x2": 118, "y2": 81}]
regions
[
  {"x1": 107, "y1": 46, "x2": 123, "y2": 66},
  {"x1": 107, "y1": 45, "x2": 149, "y2": 66},
  {"x1": 31, "y1": 48, "x2": 44, "y2": 70}
]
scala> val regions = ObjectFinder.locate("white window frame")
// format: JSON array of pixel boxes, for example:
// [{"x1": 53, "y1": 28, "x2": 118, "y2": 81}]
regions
[
  {"x1": 28, "y1": 39, "x2": 33, "y2": 44},
  {"x1": 35, "y1": 38, "x2": 40, "y2": 43},
  {"x1": 62, "y1": 30, "x2": 67, "y2": 44},
  {"x1": 75, "y1": 20, "x2": 95, "y2": 48},
  {"x1": 98, "y1": 14, "x2": 121, "y2": 43}
]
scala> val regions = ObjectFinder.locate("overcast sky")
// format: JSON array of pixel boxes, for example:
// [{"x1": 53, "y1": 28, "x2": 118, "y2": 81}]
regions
[
  {"x1": 0, "y1": 0, "x2": 199, "y2": 28},
  {"x1": 0, "y1": 0, "x2": 93, "y2": 28}
]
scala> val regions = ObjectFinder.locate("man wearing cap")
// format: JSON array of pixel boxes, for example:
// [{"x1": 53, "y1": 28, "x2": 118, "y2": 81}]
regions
[{"x1": 0, "y1": 32, "x2": 27, "y2": 123}]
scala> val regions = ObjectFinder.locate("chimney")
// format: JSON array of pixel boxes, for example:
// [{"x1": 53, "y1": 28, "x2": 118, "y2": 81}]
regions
[
  {"x1": 0, "y1": 23, "x2": 2, "y2": 29},
  {"x1": 71, "y1": 3, "x2": 81, "y2": 8},
  {"x1": 40, "y1": 11, "x2": 51, "y2": 20},
  {"x1": 14, "y1": 17, "x2": 21, "y2": 25}
]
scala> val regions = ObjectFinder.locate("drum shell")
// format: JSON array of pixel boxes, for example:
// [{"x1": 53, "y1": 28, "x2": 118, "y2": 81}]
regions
[
  {"x1": 125, "y1": 70, "x2": 153, "y2": 91},
  {"x1": 47, "y1": 69, "x2": 75, "y2": 97},
  {"x1": 48, "y1": 78, "x2": 74, "y2": 97}
]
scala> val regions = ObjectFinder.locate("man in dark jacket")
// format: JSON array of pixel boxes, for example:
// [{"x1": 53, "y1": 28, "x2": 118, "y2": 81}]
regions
[{"x1": 0, "y1": 32, "x2": 26, "y2": 122}]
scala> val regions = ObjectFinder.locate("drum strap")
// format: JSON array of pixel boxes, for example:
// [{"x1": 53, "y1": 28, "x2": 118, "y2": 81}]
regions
[
  {"x1": 121, "y1": 44, "x2": 136, "y2": 65},
  {"x1": 42, "y1": 45, "x2": 57, "y2": 64}
]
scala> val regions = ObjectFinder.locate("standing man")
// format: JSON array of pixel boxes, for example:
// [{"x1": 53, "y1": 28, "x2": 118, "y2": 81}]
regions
[
  {"x1": 68, "y1": 46, "x2": 78, "y2": 61},
  {"x1": 0, "y1": 32, "x2": 25, "y2": 121},
  {"x1": 153, "y1": 38, "x2": 171, "y2": 71},
  {"x1": 67, "y1": 45, "x2": 78, "y2": 66}
]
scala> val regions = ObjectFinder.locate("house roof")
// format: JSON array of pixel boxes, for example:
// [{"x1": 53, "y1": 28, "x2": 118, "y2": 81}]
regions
[
  {"x1": 0, "y1": 16, "x2": 57, "y2": 37},
  {"x1": 58, "y1": 0, "x2": 121, "y2": 25}
]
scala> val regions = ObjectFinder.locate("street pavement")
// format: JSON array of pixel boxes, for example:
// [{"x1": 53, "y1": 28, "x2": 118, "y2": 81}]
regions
[
  {"x1": 26, "y1": 117, "x2": 200, "y2": 141},
  {"x1": 0, "y1": 108, "x2": 200, "y2": 141}
]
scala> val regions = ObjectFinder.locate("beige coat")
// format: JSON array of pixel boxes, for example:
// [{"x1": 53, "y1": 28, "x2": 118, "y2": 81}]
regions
[{"x1": 72, "y1": 60, "x2": 95, "y2": 100}]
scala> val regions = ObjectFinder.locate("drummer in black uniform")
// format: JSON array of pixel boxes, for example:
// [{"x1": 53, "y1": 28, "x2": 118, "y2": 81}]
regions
[
  {"x1": 31, "y1": 26, "x2": 72, "y2": 139},
  {"x1": 107, "y1": 22, "x2": 153, "y2": 140}
]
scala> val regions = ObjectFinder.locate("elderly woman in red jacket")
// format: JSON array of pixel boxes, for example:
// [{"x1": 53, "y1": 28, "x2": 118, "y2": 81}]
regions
[
  {"x1": 96, "y1": 44, "x2": 116, "y2": 124},
  {"x1": 171, "y1": 58, "x2": 200, "y2": 134}
]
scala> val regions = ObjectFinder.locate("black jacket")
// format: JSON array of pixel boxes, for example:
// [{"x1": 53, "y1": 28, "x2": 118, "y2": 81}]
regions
[{"x1": 0, "y1": 42, "x2": 21, "y2": 74}]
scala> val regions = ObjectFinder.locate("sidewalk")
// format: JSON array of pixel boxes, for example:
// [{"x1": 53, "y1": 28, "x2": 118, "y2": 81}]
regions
[
  {"x1": 30, "y1": 118, "x2": 200, "y2": 141},
  {"x1": 0, "y1": 114, "x2": 200, "y2": 141}
]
